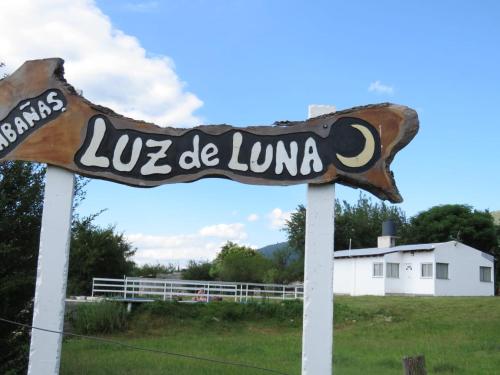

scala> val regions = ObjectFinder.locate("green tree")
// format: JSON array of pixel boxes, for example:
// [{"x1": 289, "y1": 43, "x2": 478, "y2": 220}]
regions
[
  {"x1": 210, "y1": 241, "x2": 271, "y2": 282},
  {"x1": 496, "y1": 224, "x2": 500, "y2": 293},
  {"x1": 285, "y1": 205, "x2": 306, "y2": 255},
  {"x1": 182, "y1": 260, "x2": 213, "y2": 281},
  {"x1": 0, "y1": 161, "x2": 91, "y2": 373},
  {"x1": 283, "y1": 193, "x2": 407, "y2": 281},
  {"x1": 401, "y1": 204, "x2": 497, "y2": 251},
  {"x1": 264, "y1": 246, "x2": 303, "y2": 284},
  {"x1": 68, "y1": 216, "x2": 136, "y2": 295},
  {"x1": 284, "y1": 193, "x2": 407, "y2": 255},
  {"x1": 0, "y1": 162, "x2": 44, "y2": 374},
  {"x1": 131, "y1": 263, "x2": 176, "y2": 278},
  {"x1": 335, "y1": 194, "x2": 407, "y2": 250}
]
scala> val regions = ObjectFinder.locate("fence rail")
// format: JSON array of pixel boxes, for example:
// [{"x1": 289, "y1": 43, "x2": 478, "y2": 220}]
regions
[{"x1": 91, "y1": 277, "x2": 304, "y2": 302}]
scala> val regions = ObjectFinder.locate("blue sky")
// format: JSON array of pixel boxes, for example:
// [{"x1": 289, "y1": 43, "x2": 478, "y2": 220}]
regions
[{"x1": 1, "y1": 1, "x2": 499, "y2": 265}]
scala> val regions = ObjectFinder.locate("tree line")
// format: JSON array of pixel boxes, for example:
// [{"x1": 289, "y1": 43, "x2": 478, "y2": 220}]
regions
[{"x1": 182, "y1": 195, "x2": 499, "y2": 288}]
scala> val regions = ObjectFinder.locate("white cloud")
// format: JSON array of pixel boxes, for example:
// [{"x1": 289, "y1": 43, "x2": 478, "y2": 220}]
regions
[
  {"x1": 368, "y1": 80, "x2": 394, "y2": 95},
  {"x1": 126, "y1": 233, "x2": 221, "y2": 265},
  {"x1": 199, "y1": 223, "x2": 247, "y2": 240},
  {"x1": 247, "y1": 213, "x2": 259, "y2": 222},
  {"x1": 268, "y1": 208, "x2": 291, "y2": 230},
  {"x1": 0, "y1": 0, "x2": 202, "y2": 127},
  {"x1": 126, "y1": 222, "x2": 248, "y2": 265}
]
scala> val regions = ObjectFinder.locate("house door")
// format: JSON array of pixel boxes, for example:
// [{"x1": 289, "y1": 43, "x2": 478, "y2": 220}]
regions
[{"x1": 404, "y1": 263, "x2": 414, "y2": 279}]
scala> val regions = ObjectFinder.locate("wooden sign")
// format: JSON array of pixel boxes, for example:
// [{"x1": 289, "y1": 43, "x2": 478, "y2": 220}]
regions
[{"x1": 0, "y1": 58, "x2": 418, "y2": 202}]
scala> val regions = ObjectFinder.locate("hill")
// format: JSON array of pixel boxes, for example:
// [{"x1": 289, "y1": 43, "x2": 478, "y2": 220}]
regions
[{"x1": 258, "y1": 241, "x2": 288, "y2": 258}]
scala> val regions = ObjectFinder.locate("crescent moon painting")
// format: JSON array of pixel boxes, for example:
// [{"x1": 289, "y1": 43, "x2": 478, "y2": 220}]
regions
[{"x1": 336, "y1": 124, "x2": 376, "y2": 169}]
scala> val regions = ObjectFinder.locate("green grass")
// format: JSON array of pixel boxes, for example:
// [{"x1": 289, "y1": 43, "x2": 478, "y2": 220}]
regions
[
  {"x1": 68, "y1": 302, "x2": 128, "y2": 334},
  {"x1": 61, "y1": 297, "x2": 500, "y2": 374}
]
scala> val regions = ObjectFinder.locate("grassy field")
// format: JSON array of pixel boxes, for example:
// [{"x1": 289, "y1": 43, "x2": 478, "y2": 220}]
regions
[{"x1": 61, "y1": 297, "x2": 500, "y2": 374}]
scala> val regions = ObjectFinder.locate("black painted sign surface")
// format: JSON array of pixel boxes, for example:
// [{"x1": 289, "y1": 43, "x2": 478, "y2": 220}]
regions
[
  {"x1": 74, "y1": 114, "x2": 381, "y2": 182},
  {"x1": 0, "y1": 89, "x2": 67, "y2": 158}
]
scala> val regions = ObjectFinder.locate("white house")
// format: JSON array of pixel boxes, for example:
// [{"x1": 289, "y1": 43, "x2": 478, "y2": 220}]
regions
[{"x1": 333, "y1": 233, "x2": 495, "y2": 296}]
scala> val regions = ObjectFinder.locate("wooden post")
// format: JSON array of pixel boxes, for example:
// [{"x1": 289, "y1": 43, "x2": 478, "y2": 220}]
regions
[
  {"x1": 301, "y1": 105, "x2": 336, "y2": 375},
  {"x1": 403, "y1": 355, "x2": 427, "y2": 375},
  {"x1": 28, "y1": 166, "x2": 75, "y2": 375}
]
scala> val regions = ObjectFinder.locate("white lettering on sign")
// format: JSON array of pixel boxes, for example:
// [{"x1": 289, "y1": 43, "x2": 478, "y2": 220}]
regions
[
  {"x1": 113, "y1": 135, "x2": 142, "y2": 172},
  {"x1": 140, "y1": 139, "x2": 173, "y2": 175},
  {"x1": 250, "y1": 142, "x2": 273, "y2": 173},
  {"x1": 200, "y1": 143, "x2": 219, "y2": 167},
  {"x1": 0, "y1": 89, "x2": 66, "y2": 153},
  {"x1": 228, "y1": 132, "x2": 248, "y2": 171},
  {"x1": 75, "y1": 114, "x2": 381, "y2": 183},
  {"x1": 46, "y1": 91, "x2": 64, "y2": 111},
  {"x1": 79, "y1": 117, "x2": 110, "y2": 168},
  {"x1": 275, "y1": 140, "x2": 298, "y2": 176},
  {"x1": 300, "y1": 137, "x2": 323, "y2": 175},
  {"x1": 179, "y1": 135, "x2": 201, "y2": 170}
]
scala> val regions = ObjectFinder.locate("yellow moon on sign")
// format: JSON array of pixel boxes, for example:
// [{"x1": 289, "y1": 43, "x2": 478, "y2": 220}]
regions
[{"x1": 336, "y1": 124, "x2": 376, "y2": 168}]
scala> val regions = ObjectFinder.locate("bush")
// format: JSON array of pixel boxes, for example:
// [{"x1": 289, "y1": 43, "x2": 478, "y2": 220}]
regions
[
  {"x1": 136, "y1": 300, "x2": 303, "y2": 324},
  {"x1": 209, "y1": 242, "x2": 272, "y2": 283},
  {"x1": 182, "y1": 260, "x2": 213, "y2": 281},
  {"x1": 68, "y1": 302, "x2": 128, "y2": 334}
]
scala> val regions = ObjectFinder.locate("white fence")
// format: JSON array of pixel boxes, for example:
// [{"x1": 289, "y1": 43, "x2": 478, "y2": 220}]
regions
[{"x1": 91, "y1": 277, "x2": 304, "y2": 302}]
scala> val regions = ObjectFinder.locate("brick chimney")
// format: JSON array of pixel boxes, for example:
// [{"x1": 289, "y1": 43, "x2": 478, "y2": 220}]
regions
[{"x1": 377, "y1": 220, "x2": 397, "y2": 248}]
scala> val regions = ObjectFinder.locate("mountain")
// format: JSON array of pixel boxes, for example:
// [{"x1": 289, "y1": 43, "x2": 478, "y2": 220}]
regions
[{"x1": 258, "y1": 241, "x2": 289, "y2": 258}]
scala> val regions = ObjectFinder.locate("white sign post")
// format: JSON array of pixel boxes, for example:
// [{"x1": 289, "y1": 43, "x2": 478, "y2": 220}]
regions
[
  {"x1": 28, "y1": 166, "x2": 75, "y2": 375},
  {"x1": 301, "y1": 105, "x2": 336, "y2": 375}
]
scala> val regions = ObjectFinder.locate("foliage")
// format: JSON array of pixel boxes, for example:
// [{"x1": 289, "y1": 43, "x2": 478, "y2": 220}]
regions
[
  {"x1": 0, "y1": 161, "x2": 45, "y2": 373},
  {"x1": 136, "y1": 299, "x2": 303, "y2": 323},
  {"x1": 68, "y1": 302, "x2": 128, "y2": 334},
  {"x1": 401, "y1": 204, "x2": 498, "y2": 251},
  {"x1": 334, "y1": 194, "x2": 407, "y2": 250},
  {"x1": 182, "y1": 260, "x2": 213, "y2": 280},
  {"x1": 0, "y1": 162, "x2": 91, "y2": 373},
  {"x1": 285, "y1": 194, "x2": 407, "y2": 255},
  {"x1": 497, "y1": 224, "x2": 500, "y2": 293},
  {"x1": 210, "y1": 241, "x2": 271, "y2": 282},
  {"x1": 68, "y1": 216, "x2": 136, "y2": 296},
  {"x1": 263, "y1": 246, "x2": 303, "y2": 284},
  {"x1": 284, "y1": 205, "x2": 306, "y2": 255},
  {"x1": 131, "y1": 263, "x2": 176, "y2": 278},
  {"x1": 283, "y1": 193, "x2": 407, "y2": 280}
]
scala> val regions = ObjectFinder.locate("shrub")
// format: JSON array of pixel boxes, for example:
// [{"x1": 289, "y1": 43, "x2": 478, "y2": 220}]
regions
[
  {"x1": 69, "y1": 302, "x2": 128, "y2": 334},
  {"x1": 136, "y1": 300, "x2": 303, "y2": 324},
  {"x1": 182, "y1": 260, "x2": 213, "y2": 281}
]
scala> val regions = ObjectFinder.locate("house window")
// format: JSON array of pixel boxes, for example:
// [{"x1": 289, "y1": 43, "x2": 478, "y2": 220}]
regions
[
  {"x1": 480, "y1": 267, "x2": 492, "y2": 282},
  {"x1": 373, "y1": 263, "x2": 383, "y2": 277},
  {"x1": 421, "y1": 263, "x2": 433, "y2": 278},
  {"x1": 436, "y1": 263, "x2": 449, "y2": 279},
  {"x1": 386, "y1": 263, "x2": 399, "y2": 278}
]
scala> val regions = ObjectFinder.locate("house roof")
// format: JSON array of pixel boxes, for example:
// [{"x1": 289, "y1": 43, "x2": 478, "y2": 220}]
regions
[{"x1": 334, "y1": 243, "x2": 440, "y2": 258}]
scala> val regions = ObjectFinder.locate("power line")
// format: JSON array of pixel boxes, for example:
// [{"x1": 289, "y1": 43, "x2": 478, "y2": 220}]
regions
[{"x1": 0, "y1": 317, "x2": 289, "y2": 375}]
